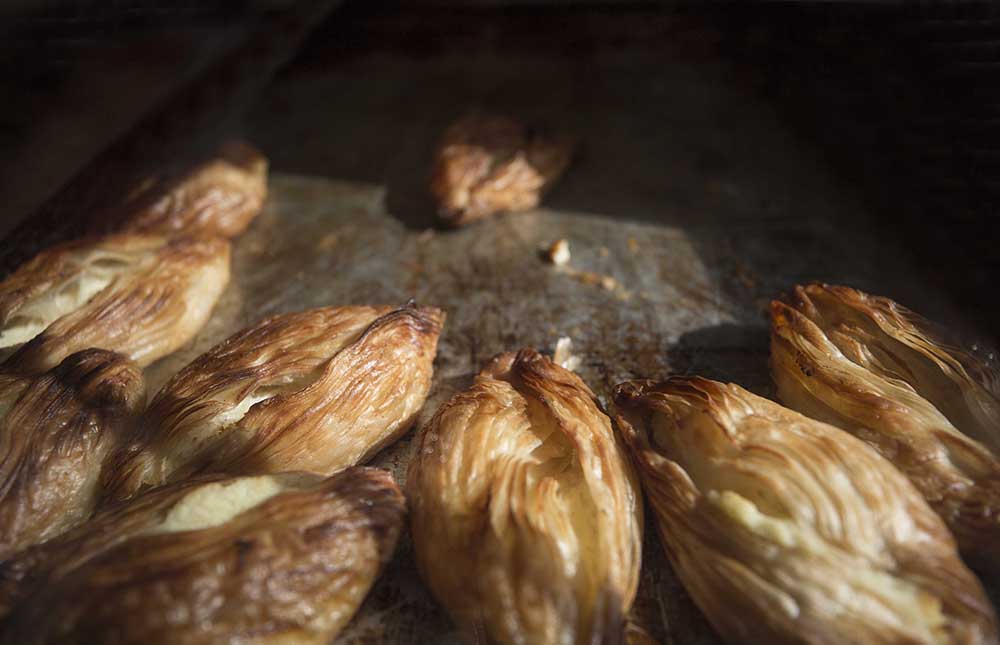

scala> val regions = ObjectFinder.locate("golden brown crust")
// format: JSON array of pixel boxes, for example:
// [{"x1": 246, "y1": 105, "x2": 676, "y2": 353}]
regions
[
  {"x1": 783, "y1": 283, "x2": 1000, "y2": 451},
  {"x1": 102, "y1": 304, "x2": 444, "y2": 502},
  {"x1": 430, "y1": 114, "x2": 573, "y2": 226},
  {"x1": 408, "y1": 348, "x2": 642, "y2": 645},
  {"x1": 613, "y1": 376, "x2": 998, "y2": 645},
  {"x1": 0, "y1": 466, "x2": 404, "y2": 645},
  {"x1": 0, "y1": 349, "x2": 144, "y2": 560},
  {"x1": 88, "y1": 140, "x2": 268, "y2": 239},
  {"x1": 0, "y1": 233, "x2": 230, "y2": 375},
  {"x1": 771, "y1": 285, "x2": 1000, "y2": 564}
]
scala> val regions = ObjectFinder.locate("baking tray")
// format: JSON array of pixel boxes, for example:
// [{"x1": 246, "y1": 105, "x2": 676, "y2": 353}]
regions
[
  {"x1": 10, "y1": 5, "x2": 998, "y2": 643},
  {"x1": 144, "y1": 172, "x2": 996, "y2": 643}
]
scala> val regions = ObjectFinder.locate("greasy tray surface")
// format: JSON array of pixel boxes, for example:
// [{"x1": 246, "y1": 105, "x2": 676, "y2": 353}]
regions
[{"x1": 143, "y1": 172, "x2": 995, "y2": 644}]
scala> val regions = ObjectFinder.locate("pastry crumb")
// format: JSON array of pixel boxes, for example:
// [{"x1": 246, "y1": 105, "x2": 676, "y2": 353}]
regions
[
  {"x1": 553, "y1": 337, "x2": 581, "y2": 371},
  {"x1": 317, "y1": 233, "x2": 339, "y2": 250},
  {"x1": 547, "y1": 239, "x2": 571, "y2": 266}
]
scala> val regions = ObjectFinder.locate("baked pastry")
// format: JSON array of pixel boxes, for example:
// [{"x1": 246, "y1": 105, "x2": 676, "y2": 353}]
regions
[
  {"x1": 613, "y1": 376, "x2": 998, "y2": 645},
  {"x1": 0, "y1": 349, "x2": 144, "y2": 560},
  {"x1": 89, "y1": 140, "x2": 268, "y2": 239},
  {"x1": 771, "y1": 284, "x2": 1000, "y2": 564},
  {"x1": 102, "y1": 303, "x2": 444, "y2": 501},
  {"x1": 408, "y1": 349, "x2": 642, "y2": 644},
  {"x1": 0, "y1": 233, "x2": 230, "y2": 375},
  {"x1": 430, "y1": 113, "x2": 573, "y2": 226},
  {"x1": 0, "y1": 467, "x2": 404, "y2": 644}
]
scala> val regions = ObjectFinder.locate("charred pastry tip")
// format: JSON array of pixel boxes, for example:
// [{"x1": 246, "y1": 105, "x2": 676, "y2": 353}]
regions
[
  {"x1": 769, "y1": 299, "x2": 803, "y2": 331},
  {"x1": 615, "y1": 376, "x2": 724, "y2": 407},
  {"x1": 400, "y1": 300, "x2": 445, "y2": 321},
  {"x1": 786, "y1": 283, "x2": 825, "y2": 314},
  {"x1": 219, "y1": 140, "x2": 267, "y2": 169},
  {"x1": 397, "y1": 303, "x2": 446, "y2": 334},
  {"x1": 480, "y1": 348, "x2": 572, "y2": 384},
  {"x1": 769, "y1": 298, "x2": 789, "y2": 321},
  {"x1": 773, "y1": 284, "x2": 806, "y2": 306},
  {"x1": 365, "y1": 303, "x2": 445, "y2": 339},
  {"x1": 326, "y1": 466, "x2": 406, "y2": 518},
  {"x1": 769, "y1": 300, "x2": 830, "y2": 348},
  {"x1": 514, "y1": 347, "x2": 545, "y2": 365},
  {"x1": 51, "y1": 349, "x2": 144, "y2": 410},
  {"x1": 512, "y1": 348, "x2": 572, "y2": 380},
  {"x1": 612, "y1": 380, "x2": 654, "y2": 405},
  {"x1": 480, "y1": 351, "x2": 518, "y2": 379}
]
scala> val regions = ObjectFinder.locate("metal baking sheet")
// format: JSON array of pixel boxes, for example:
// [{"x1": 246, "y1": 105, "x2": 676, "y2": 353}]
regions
[
  {"x1": 143, "y1": 170, "x2": 993, "y2": 644},
  {"x1": 17, "y1": 6, "x2": 990, "y2": 642}
]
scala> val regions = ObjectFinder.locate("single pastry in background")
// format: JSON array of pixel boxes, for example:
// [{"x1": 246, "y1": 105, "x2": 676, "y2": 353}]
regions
[
  {"x1": 0, "y1": 233, "x2": 230, "y2": 375},
  {"x1": 430, "y1": 113, "x2": 573, "y2": 226},
  {"x1": 102, "y1": 303, "x2": 444, "y2": 502},
  {"x1": 771, "y1": 283, "x2": 1000, "y2": 565},
  {"x1": 0, "y1": 349, "x2": 144, "y2": 560},
  {"x1": 89, "y1": 140, "x2": 268, "y2": 239},
  {"x1": 408, "y1": 348, "x2": 642, "y2": 645},
  {"x1": 613, "y1": 376, "x2": 998, "y2": 645},
  {"x1": 0, "y1": 466, "x2": 404, "y2": 645}
]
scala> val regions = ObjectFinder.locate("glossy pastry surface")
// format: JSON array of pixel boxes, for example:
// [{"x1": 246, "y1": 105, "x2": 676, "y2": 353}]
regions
[
  {"x1": 103, "y1": 303, "x2": 444, "y2": 501},
  {"x1": 771, "y1": 284, "x2": 1000, "y2": 563},
  {"x1": 614, "y1": 376, "x2": 998, "y2": 645},
  {"x1": 0, "y1": 233, "x2": 230, "y2": 374},
  {"x1": 408, "y1": 348, "x2": 642, "y2": 645}
]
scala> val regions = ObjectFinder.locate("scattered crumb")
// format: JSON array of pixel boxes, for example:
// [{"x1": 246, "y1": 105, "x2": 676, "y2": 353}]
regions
[
  {"x1": 544, "y1": 238, "x2": 630, "y2": 298},
  {"x1": 417, "y1": 229, "x2": 436, "y2": 243},
  {"x1": 627, "y1": 237, "x2": 640, "y2": 253},
  {"x1": 553, "y1": 337, "x2": 582, "y2": 371},
  {"x1": 546, "y1": 238, "x2": 571, "y2": 266},
  {"x1": 572, "y1": 269, "x2": 619, "y2": 291},
  {"x1": 598, "y1": 246, "x2": 610, "y2": 258},
  {"x1": 317, "y1": 233, "x2": 339, "y2": 250},
  {"x1": 563, "y1": 266, "x2": 632, "y2": 299}
]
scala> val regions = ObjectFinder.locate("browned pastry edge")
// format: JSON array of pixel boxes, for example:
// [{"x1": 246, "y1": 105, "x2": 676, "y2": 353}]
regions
[
  {"x1": 0, "y1": 349, "x2": 144, "y2": 560},
  {"x1": 87, "y1": 140, "x2": 269, "y2": 239},
  {"x1": 101, "y1": 302, "x2": 444, "y2": 502},
  {"x1": 0, "y1": 466, "x2": 405, "y2": 645},
  {"x1": 0, "y1": 234, "x2": 230, "y2": 375}
]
